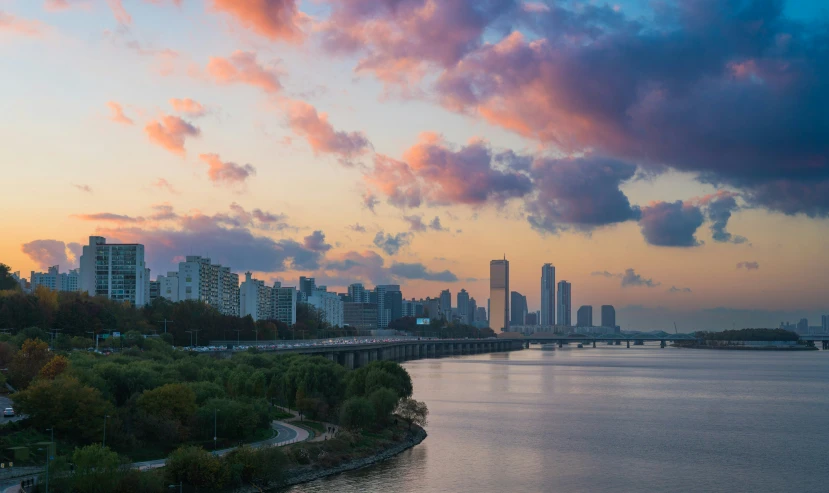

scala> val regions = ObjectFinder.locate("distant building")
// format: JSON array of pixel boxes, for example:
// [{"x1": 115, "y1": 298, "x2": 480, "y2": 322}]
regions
[
  {"x1": 457, "y1": 289, "x2": 470, "y2": 324},
  {"x1": 510, "y1": 291, "x2": 527, "y2": 326},
  {"x1": 240, "y1": 272, "x2": 272, "y2": 321},
  {"x1": 490, "y1": 258, "x2": 510, "y2": 331},
  {"x1": 475, "y1": 306, "x2": 487, "y2": 323},
  {"x1": 375, "y1": 285, "x2": 401, "y2": 329},
  {"x1": 271, "y1": 282, "x2": 297, "y2": 326},
  {"x1": 11, "y1": 271, "x2": 29, "y2": 292},
  {"x1": 299, "y1": 276, "x2": 316, "y2": 301},
  {"x1": 30, "y1": 265, "x2": 79, "y2": 292},
  {"x1": 439, "y1": 289, "x2": 452, "y2": 316},
  {"x1": 343, "y1": 302, "x2": 378, "y2": 331},
  {"x1": 424, "y1": 297, "x2": 441, "y2": 320},
  {"x1": 601, "y1": 305, "x2": 616, "y2": 329},
  {"x1": 468, "y1": 297, "x2": 478, "y2": 325},
  {"x1": 556, "y1": 281, "x2": 571, "y2": 326},
  {"x1": 157, "y1": 272, "x2": 179, "y2": 302},
  {"x1": 177, "y1": 256, "x2": 239, "y2": 316},
  {"x1": 540, "y1": 263, "x2": 555, "y2": 326},
  {"x1": 402, "y1": 298, "x2": 424, "y2": 318},
  {"x1": 577, "y1": 305, "x2": 593, "y2": 327},
  {"x1": 149, "y1": 280, "x2": 160, "y2": 301},
  {"x1": 348, "y1": 283, "x2": 369, "y2": 303},
  {"x1": 797, "y1": 318, "x2": 808, "y2": 334},
  {"x1": 525, "y1": 312, "x2": 538, "y2": 325},
  {"x1": 80, "y1": 236, "x2": 150, "y2": 306},
  {"x1": 308, "y1": 289, "x2": 343, "y2": 327},
  {"x1": 823, "y1": 315, "x2": 829, "y2": 333}
]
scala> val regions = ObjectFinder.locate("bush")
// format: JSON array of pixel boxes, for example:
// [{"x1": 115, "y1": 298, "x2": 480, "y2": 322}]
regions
[
  {"x1": 339, "y1": 397, "x2": 375, "y2": 431},
  {"x1": 222, "y1": 445, "x2": 286, "y2": 487},
  {"x1": 166, "y1": 445, "x2": 227, "y2": 490}
]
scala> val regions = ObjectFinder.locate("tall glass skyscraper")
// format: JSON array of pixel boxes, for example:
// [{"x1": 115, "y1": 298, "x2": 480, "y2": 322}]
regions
[
  {"x1": 541, "y1": 264, "x2": 555, "y2": 326},
  {"x1": 556, "y1": 280, "x2": 571, "y2": 326},
  {"x1": 489, "y1": 258, "x2": 509, "y2": 331}
]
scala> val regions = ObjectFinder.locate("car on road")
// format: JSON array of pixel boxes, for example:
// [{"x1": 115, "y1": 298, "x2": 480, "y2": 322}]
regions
[{"x1": 3, "y1": 408, "x2": 14, "y2": 417}]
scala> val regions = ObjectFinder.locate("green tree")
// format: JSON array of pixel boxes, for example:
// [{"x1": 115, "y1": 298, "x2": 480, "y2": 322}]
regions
[
  {"x1": 136, "y1": 383, "x2": 197, "y2": 424},
  {"x1": 368, "y1": 387, "x2": 399, "y2": 424},
  {"x1": 67, "y1": 444, "x2": 124, "y2": 493},
  {"x1": 13, "y1": 375, "x2": 113, "y2": 443},
  {"x1": 0, "y1": 263, "x2": 19, "y2": 291},
  {"x1": 339, "y1": 397, "x2": 375, "y2": 431},
  {"x1": 166, "y1": 445, "x2": 227, "y2": 490},
  {"x1": 396, "y1": 398, "x2": 429, "y2": 430},
  {"x1": 222, "y1": 446, "x2": 286, "y2": 488}
]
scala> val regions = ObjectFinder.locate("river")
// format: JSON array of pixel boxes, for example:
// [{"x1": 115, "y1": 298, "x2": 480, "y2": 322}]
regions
[{"x1": 285, "y1": 344, "x2": 829, "y2": 493}]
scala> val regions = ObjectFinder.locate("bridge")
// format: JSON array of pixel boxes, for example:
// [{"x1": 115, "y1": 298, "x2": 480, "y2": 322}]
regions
[
  {"x1": 518, "y1": 332, "x2": 698, "y2": 348},
  {"x1": 205, "y1": 338, "x2": 525, "y2": 369}
]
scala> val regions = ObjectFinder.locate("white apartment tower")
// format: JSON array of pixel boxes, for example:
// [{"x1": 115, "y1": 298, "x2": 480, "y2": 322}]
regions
[
  {"x1": 308, "y1": 289, "x2": 344, "y2": 327},
  {"x1": 30, "y1": 266, "x2": 80, "y2": 292},
  {"x1": 157, "y1": 272, "x2": 180, "y2": 302},
  {"x1": 177, "y1": 256, "x2": 240, "y2": 316},
  {"x1": 240, "y1": 272, "x2": 273, "y2": 321},
  {"x1": 79, "y1": 236, "x2": 149, "y2": 305},
  {"x1": 271, "y1": 282, "x2": 297, "y2": 326}
]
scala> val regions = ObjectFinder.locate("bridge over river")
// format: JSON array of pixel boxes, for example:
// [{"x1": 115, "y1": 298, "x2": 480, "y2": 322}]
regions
[{"x1": 204, "y1": 338, "x2": 525, "y2": 369}]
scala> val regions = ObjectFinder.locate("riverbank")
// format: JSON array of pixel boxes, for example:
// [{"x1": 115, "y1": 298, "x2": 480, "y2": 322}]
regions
[
  {"x1": 233, "y1": 425, "x2": 427, "y2": 492},
  {"x1": 673, "y1": 344, "x2": 818, "y2": 350}
]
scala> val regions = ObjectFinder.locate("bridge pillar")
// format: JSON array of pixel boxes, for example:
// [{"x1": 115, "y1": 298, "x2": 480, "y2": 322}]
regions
[
  {"x1": 626, "y1": 340, "x2": 630, "y2": 348},
  {"x1": 359, "y1": 350, "x2": 370, "y2": 367},
  {"x1": 326, "y1": 352, "x2": 336, "y2": 362},
  {"x1": 558, "y1": 341, "x2": 563, "y2": 348},
  {"x1": 592, "y1": 340, "x2": 596, "y2": 348},
  {"x1": 342, "y1": 352, "x2": 355, "y2": 370},
  {"x1": 615, "y1": 340, "x2": 620, "y2": 345},
  {"x1": 660, "y1": 340, "x2": 666, "y2": 348}
]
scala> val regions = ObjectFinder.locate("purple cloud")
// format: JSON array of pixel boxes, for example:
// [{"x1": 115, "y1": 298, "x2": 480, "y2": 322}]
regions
[{"x1": 639, "y1": 201, "x2": 705, "y2": 247}]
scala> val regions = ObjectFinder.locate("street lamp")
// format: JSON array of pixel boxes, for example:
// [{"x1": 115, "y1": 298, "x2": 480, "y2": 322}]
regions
[{"x1": 102, "y1": 415, "x2": 109, "y2": 448}]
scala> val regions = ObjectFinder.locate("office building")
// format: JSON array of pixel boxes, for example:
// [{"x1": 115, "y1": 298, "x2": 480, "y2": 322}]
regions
[
  {"x1": 525, "y1": 312, "x2": 538, "y2": 325},
  {"x1": 468, "y1": 297, "x2": 478, "y2": 325},
  {"x1": 80, "y1": 236, "x2": 150, "y2": 305},
  {"x1": 177, "y1": 256, "x2": 240, "y2": 316},
  {"x1": 30, "y1": 265, "x2": 79, "y2": 292},
  {"x1": 374, "y1": 284, "x2": 401, "y2": 329},
  {"x1": 343, "y1": 302, "x2": 378, "y2": 331},
  {"x1": 157, "y1": 272, "x2": 179, "y2": 302},
  {"x1": 577, "y1": 305, "x2": 593, "y2": 327},
  {"x1": 510, "y1": 291, "x2": 528, "y2": 326},
  {"x1": 475, "y1": 306, "x2": 487, "y2": 322},
  {"x1": 601, "y1": 305, "x2": 616, "y2": 329},
  {"x1": 308, "y1": 289, "x2": 344, "y2": 327},
  {"x1": 424, "y1": 297, "x2": 441, "y2": 320},
  {"x1": 556, "y1": 281, "x2": 571, "y2": 326},
  {"x1": 823, "y1": 315, "x2": 829, "y2": 333},
  {"x1": 797, "y1": 318, "x2": 808, "y2": 334},
  {"x1": 271, "y1": 282, "x2": 297, "y2": 326},
  {"x1": 240, "y1": 272, "x2": 273, "y2": 321},
  {"x1": 457, "y1": 289, "x2": 470, "y2": 324},
  {"x1": 348, "y1": 283, "x2": 369, "y2": 303},
  {"x1": 439, "y1": 289, "x2": 452, "y2": 317},
  {"x1": 402, "y1": 299, "x2": 424, "y2": 318},
  {"x1": 299, "y1": 276, "x2": 316, "y2": 301},
  {"x1": 541, "y1": 263, "x2": 555, "y2": 326},
  {"x1": 490, "y1": 258, "x2": 509, "y2": 331}
]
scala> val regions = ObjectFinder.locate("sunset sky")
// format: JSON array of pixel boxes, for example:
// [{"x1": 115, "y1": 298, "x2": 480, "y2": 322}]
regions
[{"x1": 2, "y1": 0, "x2": 827, "y2": 329}]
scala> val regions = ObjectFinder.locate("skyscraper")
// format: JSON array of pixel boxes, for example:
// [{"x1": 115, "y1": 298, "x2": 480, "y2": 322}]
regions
[
  {"x1": 822, "y1": 315, "x2": 829, "y2": 333},
  {"x1": 601, "y1": 305, "x2": 616, "y2": 329},
  {"x1": 510, "y1": 291, "x2": 527, "y2": 326},
  {"x1": 556, "y1": 281, "x2": 571, "y2": 326},
  {"x1": 177, "y1": 255, "x2": 240, "y2": 316},
  {"x1": 375, "y1": 284, "x2": 401, "y2": 328},
  {"x1": 439, "y1": 289, "x2": 452, "y2": 318},
  {"x1": 299, "y1": 277, "x2": 316, "y2": 300},
  {"x1": 348, "y1": 283, "x2": 368, "y2": 303},
  {"x1": 457, "y1": 289, "x2": 470, "y2": 325},
  {"x1": 79, "y1": 236, "x2": 149, "y2": 306},
  {"x1": 468, "y1": 297, "x2": 478, "y2": 325},
  {"x1": 490, "y1": 258, "x2": 509, "y2": 331},
  {"x1": 577, "y1": 305, "x2": 593, "y2": 327},
  {"x1": 541, "y1": 263, "x2": 555, "y2": 326}
]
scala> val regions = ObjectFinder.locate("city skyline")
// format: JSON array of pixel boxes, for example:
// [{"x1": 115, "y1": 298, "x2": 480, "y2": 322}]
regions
[{"x1": 2, "y1": 1, "x2": 829, "y2": 330}]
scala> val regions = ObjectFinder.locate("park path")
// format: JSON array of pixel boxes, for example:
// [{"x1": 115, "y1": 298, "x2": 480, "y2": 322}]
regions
[{"x1": 279, "y1": 408, "x2": 340, "y2": 443}]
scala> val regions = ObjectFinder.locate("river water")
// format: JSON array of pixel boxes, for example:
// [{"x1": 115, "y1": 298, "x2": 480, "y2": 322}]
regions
[{"x1": 285, "y1": 345, "x2": 829, "y2": 493}]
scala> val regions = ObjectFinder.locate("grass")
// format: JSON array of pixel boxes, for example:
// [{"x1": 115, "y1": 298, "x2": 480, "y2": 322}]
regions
[{"x1": 116, "y1": 425, "x2": 276, "y2": 462}]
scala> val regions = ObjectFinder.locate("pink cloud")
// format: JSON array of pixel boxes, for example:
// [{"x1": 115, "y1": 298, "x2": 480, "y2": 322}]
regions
[
  {"x1": 152, "y1": 178, "x2": 178, "y2": 194},
  {"x1": 169, "y1": 98, "x2": 206, "y2": 117},
  {"x1": 144, "y1": 115, "x2": 200, "y2": 155},
  {"x1": 210, "y1": 0, "x2": 302, "y2": 42},
  {"x1": 21, "y1": 239, "x2": 82, "y2": 270},
  {"x1": 106, "y1": 0, "x2": 131, "y2": 25},
  {"x1": 198, "y1": 153, "x2": 256, "y2": 185},
  {"x1": 285, "y1": 100, "x2": 371, "y2": 166},
  {"x1": 0, "y1": 11, "x2": 46, "y2": 37},
  {"x1": 206, "y1": 51, "x2": 282, "y2": 93},
  {"x1": 107, "y1": 101, "x2": 133, "y2": 125}
]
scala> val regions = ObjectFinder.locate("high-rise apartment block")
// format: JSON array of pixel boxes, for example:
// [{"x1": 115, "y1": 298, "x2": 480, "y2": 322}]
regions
[
  {"x1": 439, "y1": 289, "x2": 452, "y2": 317},
  {"x1": 30, "y1": 265, "x2": 79, "y2": 292},
  {"x1": 299, "y1": 277, "x2": 316, "y2": 301},
  {"x1": 490, "y1": 258, "x2": 509, "y2": 331},
  {"x1": 601, "y1": 305, "x2": 616, "y2": 329},
  {"x1": 157, "y1": 272, "x2": 179, "y2": 302},
  {"x1": 80, "y1": 236, "x2": 150, "y2": 306},
  {"x1": 240, "y1": 272, "x2": 272, "y2": 321},
  {"x1": 457, "y1": 289, "x2": 470, "y2": 324},
  {"x1": 343, "y1": 302, "x2": 378, "y2": 331},
  {"x1": 271, "y1": 282, "x2": 297, "y2": 326},
  {"x1": 177, "y1": 256, "x2": 239, "y2": 316},
  {"x1": 348, "y1": 283, "x2": 369, "y2": 303},
  {"x1": 468, "y1": 297, "x2": 477, "y2": 325},
  {"x1": 556, "y1": 281, "x2": 571, "y2": 326},
  {"x1": 577, "y1": 305, "x2": 593, "y2": 327},
  {"x1": 541, "y1": 263, "x2": 555, "y2": 326},
  {"x1": 308, "y1": 289, "x2": 343, "y2": 327}
]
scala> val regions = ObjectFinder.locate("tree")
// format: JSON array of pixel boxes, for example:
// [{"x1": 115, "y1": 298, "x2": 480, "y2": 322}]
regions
[
  {"x1": 166, "y1": 445, "x2": 227, "y2": 490},
  {"x1": 67, "y1": 444, "x2": 124, "y2": 493},
  {"x1": 13, "y1": 375, "x2": 113, "y2": 443},
  {"x1": 136, "y1": 383, "x2": 197, "y2": 426},
  {"x1": 396, "y1": 398, "x2": 429, "y2": 430},
  {"x1": 0, "y1": 263, "x2": 19, "y2": 291},
  {"x1": 39, "y1": 354, "x2": 70, "y2": 379},
  {"x1": 9, "y1": 338, "x2": 52, "y2": 388},
  {"x1": 339, "y1": 397, "x2": 375, "y2": 431},
  {"x1": 368, "y1": 387, "x2": 399, "y2": 424},
  {"x1": 0, "y1": 341, "x2": 16, "y2": 367},
  {"x1": 222, "y1": 446, "x2": 287, "y2": 488}
]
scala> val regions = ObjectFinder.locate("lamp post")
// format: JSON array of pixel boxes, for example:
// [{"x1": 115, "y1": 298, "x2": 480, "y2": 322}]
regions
[{"x1": 102, "y1": 415, "x2": 109, "y2": 448}]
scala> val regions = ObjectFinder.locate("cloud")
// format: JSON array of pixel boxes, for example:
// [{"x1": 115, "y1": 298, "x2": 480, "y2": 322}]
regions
[
  {"x1": 107, "y1": 101, "x2": 133, "y2": 125},
  {"x1": 388, "y1": 263, "x2": 458, "y2": 282},
  {"x1": 198, "y1": 153, "x2": 256, "y2": 185},
  {"x1": 348, "y1": 223, "x2": 367, "y2": 233},
  {"x1": 373, "y1": 231, "x2": 411, "y2": 256},
  {"x1": 73, "y1": 184, "x2": 92, "y2": 193},
  {"x1": 667, "y1": 286, "x2": 692, "y2": 294},
  {"x1": 696, "y1": 191, "x2": 747, "y2": 244},
  {"x1": 284, "y1": 100, "x2": 371, "y2": 166},
  {"x1": 72, "y1": 212, "x2": 144, "y2": 223},
  {"x1": 737, "y1": 261, "x2": 760, "y2": 270},
  {"x1": 526, "y1": 156, "x2": 641, "y2": 233},
  {"x1": 591, "y1": 271, "x2": 620, "y2": 279},
  {"x1": 303, "y1": 230, "x2": 331, "y2": 253},
  {"x1": 169, "y1": 98, "x2": 206, "y2": 117},
  {"x1": 364, "y1": 133, "x2": 533, "y2": 209},
  {"x1": 144, "y1": 115, "x2": 200, "y2": 154},
  {"x1": 152, "y1": 178, "x2": 178, "y2": 194},
  {"x1": 404, "y1": 215, "x2": 447, "y2": 232},
  {"x1": 106, "y1": 0, "x2": 131, "y2": 25},
  {"x1": 21, "y1": 239, "x2": 81, "y2": 270},
  {"x1": 621, "y1": 268, "x2": 660, "y2": 288},
  {"x1": 207, "y1": 51, "x2": 282, "y2": 93},
  {"x1": 362, "y1": 192, "x2": 379, "y2": 213},
  {"x1": 428, "y1": 216, "x2": 448, "y2": 232},
  {"x1": 639, "y1": 201, "x2": 705, "y2": 247},
  {"x1": 210, "y1": 0, "x2": 303, "y2": 42}
]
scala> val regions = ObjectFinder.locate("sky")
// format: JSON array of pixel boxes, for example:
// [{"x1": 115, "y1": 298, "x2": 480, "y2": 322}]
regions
[{"x1": 1, "y1": 0, "x2": 828, "y2": 330}]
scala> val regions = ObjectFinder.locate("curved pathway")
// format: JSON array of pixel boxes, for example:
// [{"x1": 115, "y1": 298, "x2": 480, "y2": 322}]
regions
[{"x1": 132, "y1": 419, "x2": 310, "y2": 471}]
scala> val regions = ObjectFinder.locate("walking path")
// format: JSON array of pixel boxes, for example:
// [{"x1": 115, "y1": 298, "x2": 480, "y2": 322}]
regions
[{"x1": 279, "y1": 408, "x2": 339, "y2": 443}]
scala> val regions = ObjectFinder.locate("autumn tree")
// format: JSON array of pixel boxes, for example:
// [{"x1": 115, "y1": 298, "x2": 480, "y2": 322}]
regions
[
  {"x1": 39, "y1": 354, "x2": 70, "y2": 380},
  {"x1": 9, "y1": 338, "x2": 51, "y2": 388},
  {"x1": 396, "y1": 398, "x2": 429, "y2": 430}
]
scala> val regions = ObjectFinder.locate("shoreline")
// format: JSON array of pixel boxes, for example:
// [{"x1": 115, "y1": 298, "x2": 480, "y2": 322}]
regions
[
  {"x1": 237, "y1": 426, "x2": 428, "y2": 492},
  {"x1": 674, "y1": 345, "x2": 818, "y2": 351}
]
